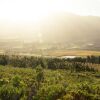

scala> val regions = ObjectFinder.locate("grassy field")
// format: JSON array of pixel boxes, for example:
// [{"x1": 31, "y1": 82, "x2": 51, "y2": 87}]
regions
[
  {"x1": 1, "y1": 50, "x2": 100, "y2": 57},
  {"x1": 46, "y1": 50, "x2": 100, "y2": 57}
]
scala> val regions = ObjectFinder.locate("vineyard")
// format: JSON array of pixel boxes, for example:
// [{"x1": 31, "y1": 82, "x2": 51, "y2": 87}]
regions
[{"x1": 0, "y1": 55, "x2": 100, "y2": 100}]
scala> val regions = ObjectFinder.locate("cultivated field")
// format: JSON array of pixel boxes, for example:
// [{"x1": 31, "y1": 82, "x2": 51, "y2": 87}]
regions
[{"x1": 46, "y1": 50, "x2": 100, "y2": 57}]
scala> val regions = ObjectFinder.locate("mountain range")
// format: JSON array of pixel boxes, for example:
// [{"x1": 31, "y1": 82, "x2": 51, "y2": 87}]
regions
[{"x1": 0, "y1": 12, "x2": 100, "y2": 50}]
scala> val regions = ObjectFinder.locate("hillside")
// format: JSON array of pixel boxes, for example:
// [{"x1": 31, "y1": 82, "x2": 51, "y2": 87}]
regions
[
  {"x1": 0, "y1": 13, "x2": 100, "y2": 50},
  {"x1": 39, "y1": 13, "x2": 100, "y2": 42}
]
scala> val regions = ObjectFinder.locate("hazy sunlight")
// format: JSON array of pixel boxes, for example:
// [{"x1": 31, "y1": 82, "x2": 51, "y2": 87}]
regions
[{"x1": 0, "y1": 0, "x2": 100, "y2": 22}]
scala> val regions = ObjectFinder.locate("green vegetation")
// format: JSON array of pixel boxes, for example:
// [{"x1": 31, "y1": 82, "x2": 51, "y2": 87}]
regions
[{"x1": 0, "y1": 55, "x2": 100, "y2": 100}]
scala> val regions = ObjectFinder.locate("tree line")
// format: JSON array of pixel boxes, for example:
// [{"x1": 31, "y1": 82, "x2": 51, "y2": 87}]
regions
[
  {"x1": 67, "y1": 56, "x2": 100, "y2": 64},
  {"x1": 0, "y1": 55, "x2": 98, "y2": 72}
]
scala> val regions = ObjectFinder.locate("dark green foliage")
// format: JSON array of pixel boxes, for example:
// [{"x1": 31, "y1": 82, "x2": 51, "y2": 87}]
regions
[
  {"x1": 35, "y1": 84, "x2": 66, "y2": 100},
  {"x1": 35, "y1": 65, "x2": 44, "y2": 92},
  {"x1": 0, "y1": 66, "x2": 99, "y2": 100},
  {"x1": 0, "y1": 55, "x2": 98, "y2": 72},
  {"x1": 0, "y1": 55, "x2": 99, "y2": 100},
  {"x1": 0, "y1": 55, "x2": 8, "y2": 65},
  {"x1": 0, "y1": 75, "x2": 26, "y2": 100},
  {"x1": 36, "y1": 65, "x2": 44, "y2": 83},
  {"x1": 66, "y1": 82, "x2": 100, "y2": 100},
  {"x1": 67, "y1": 56, "x2": 100, "y2": 64}
]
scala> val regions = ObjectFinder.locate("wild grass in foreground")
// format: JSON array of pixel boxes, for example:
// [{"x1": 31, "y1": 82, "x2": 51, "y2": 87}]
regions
[
  {"x1": 0, "y1": 55, "x2": 100, "y2": 100},
  {"x1": 0, "y1": 65, "x2": 100, "y2": 100}
]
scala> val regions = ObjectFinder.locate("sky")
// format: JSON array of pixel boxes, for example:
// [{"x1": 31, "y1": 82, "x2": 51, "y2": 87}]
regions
[
  {"x1": 0, "y1": 0, "x2": 100, "y2": 40},
  {"x1": 0, "y1": 0, "x2": 100, "y2": 22}
]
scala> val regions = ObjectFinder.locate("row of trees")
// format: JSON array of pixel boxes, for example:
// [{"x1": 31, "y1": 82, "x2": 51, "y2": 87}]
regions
[
  {"x1": 0, "y1": 55, "x2": 98, "y2": 72},
  {"x1": 67, "y1": 56, "x2": 100, "y2": 64}
]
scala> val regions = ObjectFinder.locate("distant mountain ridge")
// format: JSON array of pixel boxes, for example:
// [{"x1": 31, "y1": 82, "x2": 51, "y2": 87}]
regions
[
  {"x1": 38, "y1": 12, "x2": 100, "y2": 44},
  {"x1": 0, "y1": 12, "x2": 100, "y2": 50}
]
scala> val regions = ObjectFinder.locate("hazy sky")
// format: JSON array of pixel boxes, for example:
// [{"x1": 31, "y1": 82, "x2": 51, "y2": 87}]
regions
[
  {"x1": 0, "y1": 0, "x2": 100, "y2": 40},
  {"x1": 0, "y1": 0, "x2": 100, "y2": 22}
]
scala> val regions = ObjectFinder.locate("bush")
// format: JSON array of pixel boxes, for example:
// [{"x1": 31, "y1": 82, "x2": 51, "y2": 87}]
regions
[
  {"x1": 35, "y1": 84, "x2": 66, "y2": 100},
  {"x1": 0, "y1": 76, "x2": 27, "y2": 100}
]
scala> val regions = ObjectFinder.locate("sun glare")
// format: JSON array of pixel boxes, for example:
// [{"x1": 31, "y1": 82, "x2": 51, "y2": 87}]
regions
[
  {"x1": 0, "y1": 0, "x2": 51, "y2": 22},
  {"x1": 0, "y1": 0, "x2": 100, "y2": 23}
]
